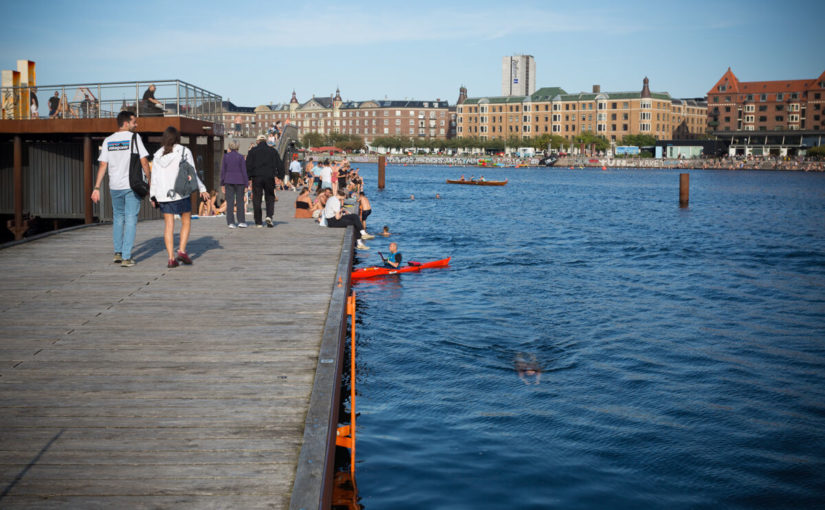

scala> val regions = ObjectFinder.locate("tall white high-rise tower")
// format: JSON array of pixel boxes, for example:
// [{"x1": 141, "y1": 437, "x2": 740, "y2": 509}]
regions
[{"x1": 502, "y1": 55, "x2": 536, "y2": 96}]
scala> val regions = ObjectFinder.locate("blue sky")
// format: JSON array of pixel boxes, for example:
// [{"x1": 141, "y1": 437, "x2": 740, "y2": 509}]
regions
[{"x1": 2, "y1": 0, "x2": 823, "y2": 106}]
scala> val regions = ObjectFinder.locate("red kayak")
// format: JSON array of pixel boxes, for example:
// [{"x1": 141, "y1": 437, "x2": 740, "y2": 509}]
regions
[{"x1": 351, "y1": 257, "x2": 451, "y2": 281}]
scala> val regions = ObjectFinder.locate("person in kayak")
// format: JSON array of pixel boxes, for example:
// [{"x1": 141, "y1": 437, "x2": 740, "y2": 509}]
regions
[{"x1": 382, "y1": 242, "x2": 402, "y2": 268}]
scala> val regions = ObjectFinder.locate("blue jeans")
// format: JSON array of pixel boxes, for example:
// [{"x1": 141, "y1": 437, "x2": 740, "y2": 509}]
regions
[{"x1": 110, "y1": 188, "x2": 141, "y2": 259}]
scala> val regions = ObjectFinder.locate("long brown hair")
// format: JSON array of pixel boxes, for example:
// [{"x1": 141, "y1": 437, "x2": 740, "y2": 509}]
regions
[{"x1": 161, "y1": 126, "x2": 180, "y2": 155}]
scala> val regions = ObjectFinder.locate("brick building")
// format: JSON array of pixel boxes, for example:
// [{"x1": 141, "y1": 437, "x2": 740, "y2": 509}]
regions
[
  {"x1": 250, "y1": 89, "x2": 453, "y2": 145},
  {"x1": 707, "y1": 68, "x2": 825, "y2": 132},
  {"x1": 456, "y1": 78, "x2": 706, "y2": 143}
]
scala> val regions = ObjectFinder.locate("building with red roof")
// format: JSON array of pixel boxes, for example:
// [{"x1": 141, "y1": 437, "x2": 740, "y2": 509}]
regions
[{"x1": 707, "y1": 68, "x2": 825, "y2": 133}]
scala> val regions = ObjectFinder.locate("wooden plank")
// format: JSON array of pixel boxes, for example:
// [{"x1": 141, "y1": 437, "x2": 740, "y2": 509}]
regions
[{"x1": 0, "y1": 192, "x2": 354, "y2": 509}]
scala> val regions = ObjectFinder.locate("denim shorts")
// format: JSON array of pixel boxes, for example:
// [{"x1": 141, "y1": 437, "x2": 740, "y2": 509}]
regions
[{"x1": 158, "y1": 197, "x2": 192, "y2": 215}]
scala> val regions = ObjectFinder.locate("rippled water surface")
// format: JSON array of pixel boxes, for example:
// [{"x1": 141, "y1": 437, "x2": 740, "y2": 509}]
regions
[{"x1": 349, "y1": 165, "x2": 825, "y2": 509}]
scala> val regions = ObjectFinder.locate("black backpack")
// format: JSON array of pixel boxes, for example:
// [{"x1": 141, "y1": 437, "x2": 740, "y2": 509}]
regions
[{"x1": 128, "y1": 132, "x2": 149, "y2": 198}]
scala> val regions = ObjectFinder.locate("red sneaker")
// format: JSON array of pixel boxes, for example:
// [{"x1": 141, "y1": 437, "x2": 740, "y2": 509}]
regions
[
  {"x1": 167, "y1": 258, "x2": 179, "y2": 268},
  {"x1": 176, "y1": 251, "x2": 192, "y2": 265}
]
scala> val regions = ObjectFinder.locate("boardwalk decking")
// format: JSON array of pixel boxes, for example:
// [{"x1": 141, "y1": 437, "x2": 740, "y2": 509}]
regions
[{"x1": 0, "y1": 194, "x2": 350, "y2": 509}]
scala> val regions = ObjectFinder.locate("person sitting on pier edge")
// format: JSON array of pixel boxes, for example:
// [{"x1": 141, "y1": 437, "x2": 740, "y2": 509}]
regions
[
  {"x1": 323, "y1": 189, "x2": 373, "y2": 250},
  {"x1": 150, "y1": 126, "x2": 210, "y2": 268},
  {"x1": 220, "y1": 139, "x2": 249, "y2": 228},
  {"x1": 246, "y1": 134, "x2": 278, "y2": 228},
  {"x1": 91, "y1": 110, "x2": 151, "y2": 267},
  {"x1": 311, "y1": 188, "x2": 332, "y2": 220},
  {"x1": 294, "y1": 187, "x2": 313, "y2": 218},
  {"x1": 382, "y1": 242, "x2": 402, "y2": 268}
]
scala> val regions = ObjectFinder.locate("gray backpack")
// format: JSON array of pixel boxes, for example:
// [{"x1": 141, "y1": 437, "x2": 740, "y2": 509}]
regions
[{"x1": 170, "y1": 147, "x2": 199, "y2": 198}]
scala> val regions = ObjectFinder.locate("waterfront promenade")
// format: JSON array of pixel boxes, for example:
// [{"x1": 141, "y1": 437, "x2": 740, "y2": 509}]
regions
[{"x1": 0, "y1": 194, "x2": 349, "y2": 509}]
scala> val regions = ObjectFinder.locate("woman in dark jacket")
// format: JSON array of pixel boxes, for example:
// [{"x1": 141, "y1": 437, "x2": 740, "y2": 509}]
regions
[{"x1": 220, "y1": 140, "x2": 249, "y2": 228}]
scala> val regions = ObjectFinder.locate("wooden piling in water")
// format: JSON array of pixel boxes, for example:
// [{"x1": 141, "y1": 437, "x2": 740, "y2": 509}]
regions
[
  {"x1": 378, "y1": 155, "x2": 386, "y2": 189},
  {"x1": 680, "y1": 173, "x2": 689, "y2": 208}
]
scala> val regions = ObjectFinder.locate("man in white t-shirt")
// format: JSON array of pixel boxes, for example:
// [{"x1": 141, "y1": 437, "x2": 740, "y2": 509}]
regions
[
  {"x1": 319, "y1": 159, "x2": 333, "y2": 190},
  {"x1": 91, "y1": 111, "x2": 150, "y2": 267},
  {"x1": 324, "y1": 189, "x2": 373, "y2": 250}
]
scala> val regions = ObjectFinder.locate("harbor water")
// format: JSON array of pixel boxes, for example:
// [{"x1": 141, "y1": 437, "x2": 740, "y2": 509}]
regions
[{"x1": 349, "y1": 164, "x2": 825, "y2": 509}]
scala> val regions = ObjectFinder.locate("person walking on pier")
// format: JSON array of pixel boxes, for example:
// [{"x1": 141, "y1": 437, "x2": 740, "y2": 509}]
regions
[
  {"x1": 289, "y1": 154, "x2": 302, "y2": 189},
  {"x1": 150, "y1": 126, "x2": 209, "y2": 268},
  {"x1": 246, "y1": 135, "x2": 279, "y2": 228},
  {"x1": 220, "y1": 139, "x2": 249, "y2": 228},
  {"x1": 91, "y1": 111, "x2": 151, "y2": 267}
]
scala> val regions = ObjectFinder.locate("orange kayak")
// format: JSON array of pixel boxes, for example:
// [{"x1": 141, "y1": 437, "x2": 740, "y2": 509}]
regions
[{"x1": 351, "y1": 257, "x2": 451, "y2": 280}]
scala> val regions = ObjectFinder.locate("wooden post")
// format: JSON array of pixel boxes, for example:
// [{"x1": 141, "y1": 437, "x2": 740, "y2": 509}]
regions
[
  {"x1": 378, "y1": 155, "x2": 385, "y2": 189},
  {"x1": 83, "y1": 135, "x2": 93, "y2": 224},
  {"x1": 679, "y1": 173, "x2": 689, "y2": 208},
  {"x1": 11, "y1": 135, "x2": 26, "y2": 240}
]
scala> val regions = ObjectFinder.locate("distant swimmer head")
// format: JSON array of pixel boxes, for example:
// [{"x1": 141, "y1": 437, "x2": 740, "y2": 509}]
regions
[{"x1": 514, "y1": 353, "x2": 542, "y2": 385}]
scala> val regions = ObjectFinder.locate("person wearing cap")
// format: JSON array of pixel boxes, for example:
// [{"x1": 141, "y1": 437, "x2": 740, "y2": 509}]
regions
[{"x1": 245, "y1": 134, "x2": 279, "y2": 228}]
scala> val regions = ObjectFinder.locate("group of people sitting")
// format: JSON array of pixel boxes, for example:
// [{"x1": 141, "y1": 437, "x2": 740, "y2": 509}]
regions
[{"x1": 291, "y1": 157, "x2": 374, "y2": 250}]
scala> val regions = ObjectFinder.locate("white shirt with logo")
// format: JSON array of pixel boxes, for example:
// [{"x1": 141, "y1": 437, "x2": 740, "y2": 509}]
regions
[{"x1": 98, "y1": 131, "x2": 149, "y2": 190}]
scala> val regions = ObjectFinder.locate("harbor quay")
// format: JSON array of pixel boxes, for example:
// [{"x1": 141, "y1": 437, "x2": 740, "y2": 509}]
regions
[{"x1": 0, "y1": 194, "x2": 356, "y2": 509}]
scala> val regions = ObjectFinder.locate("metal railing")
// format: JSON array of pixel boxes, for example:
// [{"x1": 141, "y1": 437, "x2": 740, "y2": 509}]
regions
[{"x1": 1, "y1": 79, "x2": 222, "y2": 124}]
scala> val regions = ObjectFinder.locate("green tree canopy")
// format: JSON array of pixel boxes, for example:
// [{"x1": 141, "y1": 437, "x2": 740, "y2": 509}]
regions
[
  {"x1": 620, "y1": 134, "x2": 657, "y2": 147},
  {"x1": 301, "y1": 132, "x2": 325, "y2": 148},
  {"x1": 573, "y1": 131, "x2": 610, "y2": 152}
]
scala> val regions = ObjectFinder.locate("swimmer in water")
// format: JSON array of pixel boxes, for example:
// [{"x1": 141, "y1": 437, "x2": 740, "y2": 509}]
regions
[
  {"x1": 380, "y1": 225, "x2": 392, "y2": 237},
  {"x1": 410, "y1": 194, "x2": 415, "y2": 200},
  {"x1": 515, "y1": 353, "x2": 542, "y2": 385},
  {"x1": 436, "y1": 193, "x2": 441, "y2": 199}
]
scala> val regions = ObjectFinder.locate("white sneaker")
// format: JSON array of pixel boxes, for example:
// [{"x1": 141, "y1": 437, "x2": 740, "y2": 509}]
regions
[
  {"x1": 228, "y1": 223, "x2": 237, "y2": 229},
  {"x1": 356, "y1": 242, "x2": 369, "y2": 250},
  {"x1": 361, "y1": 232, "x2": 375, "y2": 240},
  {"x1": 265, "y1": 217, "x2": 274, "y2": 228},
  {"x1": 238, "y1": 222, "x2": 248, "y2": 228}
]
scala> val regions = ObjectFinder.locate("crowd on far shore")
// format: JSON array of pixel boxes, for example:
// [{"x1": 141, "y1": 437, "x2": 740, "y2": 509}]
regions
[{"x1": 345, "y1": 153, "x2": 824, "y2": 172}]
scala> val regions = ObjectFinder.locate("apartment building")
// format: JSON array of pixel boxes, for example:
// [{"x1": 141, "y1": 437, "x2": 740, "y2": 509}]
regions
[
  {"x1": 707, "y1": 67, "x2": 825, "y2": 132},
  {"x1": 457, "y1": 78, "x2": 707, "y2": 142}
]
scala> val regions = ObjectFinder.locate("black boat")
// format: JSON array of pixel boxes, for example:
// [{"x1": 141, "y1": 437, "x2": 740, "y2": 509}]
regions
[{"x1": 538, "y1": 155, "x2": 558, "y2": 167}]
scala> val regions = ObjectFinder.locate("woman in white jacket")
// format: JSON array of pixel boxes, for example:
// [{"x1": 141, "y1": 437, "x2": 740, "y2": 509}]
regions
[{"x1": 150, "y1": 126, "x2": 209, "y2": 268}]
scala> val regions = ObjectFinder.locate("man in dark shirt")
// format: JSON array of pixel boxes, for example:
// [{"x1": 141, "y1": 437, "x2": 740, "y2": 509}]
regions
[
  {"x1": 245, "y1": 135, "x2": 279, "y2": 228},
  {"x1": 48, "y1": 92, "x2": 60, "y2": 118},
  {"x1": 141, "y1": 84, "x2": 164, "y2": 116}
]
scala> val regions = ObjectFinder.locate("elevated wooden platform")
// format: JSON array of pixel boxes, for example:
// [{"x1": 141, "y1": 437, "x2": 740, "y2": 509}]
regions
[
  {"x1": 0, "y1": 194, "x2": 353, "y2": 508},
  {"x1": 0, "y1": 116, "x2": 215, "y2": 136}
]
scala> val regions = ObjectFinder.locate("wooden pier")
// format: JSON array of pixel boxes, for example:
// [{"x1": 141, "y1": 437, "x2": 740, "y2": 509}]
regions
[{"x1": 0, "y1": 195, "x2": 354, "y2": 509}]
